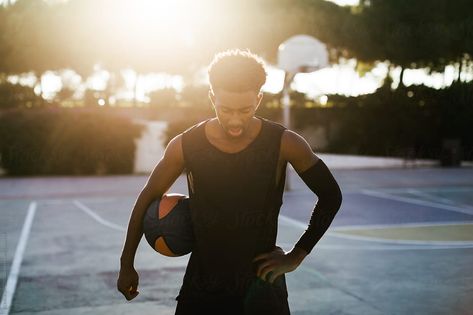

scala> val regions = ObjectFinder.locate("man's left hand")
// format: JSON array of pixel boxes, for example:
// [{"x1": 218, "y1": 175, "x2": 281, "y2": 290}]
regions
[{"x1": 252, "y1": 246, "x2": 307, "y2": 284}]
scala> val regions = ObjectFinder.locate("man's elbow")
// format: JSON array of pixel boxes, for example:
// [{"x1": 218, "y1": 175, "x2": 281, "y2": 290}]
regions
[
  {"x1": 326, "y1": 181, "x2": 342, "y2": 211},
  {"x1": 335, "y1": 184, "x2": 343, "y2": 210}
]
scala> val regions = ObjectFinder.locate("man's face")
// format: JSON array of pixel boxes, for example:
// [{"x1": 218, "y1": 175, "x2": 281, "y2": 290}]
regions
[{"x1": 209, "y1": 89, "x2": 263, "y2": 139}]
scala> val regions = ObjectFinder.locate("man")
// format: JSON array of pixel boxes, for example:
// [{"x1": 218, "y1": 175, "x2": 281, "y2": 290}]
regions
[{"x1": 117, "y1": 49, "x2": 342, "y2": 314}]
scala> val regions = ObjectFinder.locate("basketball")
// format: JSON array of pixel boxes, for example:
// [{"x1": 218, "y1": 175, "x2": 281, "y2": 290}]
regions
[{"x1": 142, "y1": 193, "x2": 194, "y2": 257}]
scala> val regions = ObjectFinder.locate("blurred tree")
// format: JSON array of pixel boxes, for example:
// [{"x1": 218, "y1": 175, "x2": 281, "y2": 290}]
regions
[
  {"x1": 83, "y1": 89, "x2": 101, "y2": 107},
  {"x1": 0, "y1": 5, "x2": 9, "y2": 80},
  {"x1": 0, "y1": 0, "x2": 471, "y2": 95},
  {"x1": 149, "y1": 88, "x2": 178, "y2": 108},
  {"x1": 54, "y1": 87, "x2": 75, "y2": 105},
  {"x1": 0, "y1": 82, "x2": 43, "y2": 109},
  {"x1": 2, "y1": 0, "x2": 58, "y2": 97},
  {"x1": 180, "y1": 85, "x2": 210, "y2": 109},
  {"x1": 341, "y1": 0, "x2": 473, "y2": 87},
  {"x1": 261, "y1": 92, "x2": 282, "y2": 109},
  {"x1": 289, "y1": 91, "x2": 309, "y2": 108}
]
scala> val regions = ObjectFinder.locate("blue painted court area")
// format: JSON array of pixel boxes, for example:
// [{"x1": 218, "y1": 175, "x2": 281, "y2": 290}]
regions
[
  {"x1": 0, "y1": 166, "x2": 472, "y2": 315},
  {"x1": 283, "y1": 190, "x2": 473, "y2": 228}
]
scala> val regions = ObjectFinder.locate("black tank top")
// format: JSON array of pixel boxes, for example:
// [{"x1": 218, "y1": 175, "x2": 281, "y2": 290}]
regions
[{"x1": 177, "y1": 115, "x2": 288, "y2": 303}]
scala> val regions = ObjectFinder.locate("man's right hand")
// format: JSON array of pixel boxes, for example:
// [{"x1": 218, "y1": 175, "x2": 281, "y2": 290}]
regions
[{"x1": 117, "y1": 266, "x2": 140, "y2": 301}]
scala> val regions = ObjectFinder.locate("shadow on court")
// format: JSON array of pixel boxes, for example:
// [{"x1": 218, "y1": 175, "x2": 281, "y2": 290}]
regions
[{"x1": 1, "y1": 166, "x2": 472, "y2": 315}]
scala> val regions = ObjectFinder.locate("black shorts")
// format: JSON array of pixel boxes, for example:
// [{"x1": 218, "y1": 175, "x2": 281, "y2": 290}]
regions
[
  {"x1": 174, "y1": 296, "x2": 291, "y2": 315},
  {"x1": 175, "y1": 276, "x2": 291, "y2": 315}
]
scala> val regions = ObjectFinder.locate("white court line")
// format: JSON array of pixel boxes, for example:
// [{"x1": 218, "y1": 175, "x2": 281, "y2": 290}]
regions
[
  {"x1": 41, "y1": 198, "x2": 119, "y2": 205},
  {"x1": 324, "y1": 232, "x2": 473, "y2": 246},
  {"x1": 330, "y1": 220, "x2": 473, "y2": 231},
  {"x1": 276, "y1": 213, "x2": 465, "y2": 232},
  {"x1": 0, "y1": 202, "x2": 37, "y2": 315},
  {"x1": 361, "y1": 189, "x2": 473, "y2": 216},
  {"x1": 278, "y1": 214, "x2": 473, "y2": 248},
  {"x1": 369, "y1": 186, "x2": 473, "y2": 194},
  {"x1": 277, "y1": 242, "x2": 473, "y2": 250},
  {"x1": 406, "y1": 189, "x2": 456, "y2": 205},
  {"x1": 407, "y1": 189, "x2": 473, "y2": 209},
  {"x1": 73, "y1": 200, "x2": 126, "y2": 232}
]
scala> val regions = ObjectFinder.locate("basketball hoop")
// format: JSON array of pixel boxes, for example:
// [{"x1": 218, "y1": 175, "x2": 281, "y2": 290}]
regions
[{"x1": 278, "y1": 35, "x2": 329, "y2": 74}]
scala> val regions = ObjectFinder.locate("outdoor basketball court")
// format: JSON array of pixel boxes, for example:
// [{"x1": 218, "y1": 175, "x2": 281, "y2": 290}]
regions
[{"x1": 1, "y1": 165, "x2": 472, "y2": 315}]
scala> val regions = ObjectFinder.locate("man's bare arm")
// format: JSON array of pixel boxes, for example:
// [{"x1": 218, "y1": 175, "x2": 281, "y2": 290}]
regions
[
  {"x1": 120, "y1": 134, "x2": 185, "y2": 268},
  {"x1": 282, "y1": 130, "x2": 342, "y2": 259},
  {"x1": 282, "y1": 129, "x2": 320, "y2": 174}
]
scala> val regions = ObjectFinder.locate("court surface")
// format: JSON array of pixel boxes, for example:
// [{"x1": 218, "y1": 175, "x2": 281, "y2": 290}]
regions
[{"x1": 1, "y1": 166, "x2": 472, "y2": 315}]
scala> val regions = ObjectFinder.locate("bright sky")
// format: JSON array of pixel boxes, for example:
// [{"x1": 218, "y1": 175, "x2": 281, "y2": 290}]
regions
[{"x1": 325, "y1": 0, "x2": 360, "y2": 6}]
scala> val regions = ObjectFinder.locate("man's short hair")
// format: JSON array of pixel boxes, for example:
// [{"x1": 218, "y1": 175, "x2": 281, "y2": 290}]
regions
[{"x1": 208, "y1": 49, "x2": 267, "y2": 94}]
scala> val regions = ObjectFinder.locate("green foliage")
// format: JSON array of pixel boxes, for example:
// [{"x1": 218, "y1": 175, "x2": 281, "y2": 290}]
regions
[
  {"x1": 0, "y1": 82, "x2": 44, "y2": 109},
  {"x1": 83, "y1": 89, "x2": 104, "y2": 107},
  {"x1": 55, "y1": 87, "x2": 75, "y2": 103},
  {"x1": 180, "y1": 85, "x2": 211, "y2": 109},
  {"x1": 1, "y1": 0, "x2": 471, "y2": 90},
  {"x1": 326, "y1": 81, "x2": 473, "y2": 160},
  {"x1": 0, "y1": 108, "x2": 144, "y2": 175},
  {"x1": 0, "y1": 6, "x2": 8, "y2": 74},
  {"x1": 346, "y1": 0, "x2": 473, "y2": 73},
  {"x1": 149, "y1": 88, "x2": 177, "y2": 109}
]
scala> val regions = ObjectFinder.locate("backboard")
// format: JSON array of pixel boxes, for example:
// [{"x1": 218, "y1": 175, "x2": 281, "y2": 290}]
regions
[{"x1": 278, "y1": 34, "x2": 329, "y2": 73}]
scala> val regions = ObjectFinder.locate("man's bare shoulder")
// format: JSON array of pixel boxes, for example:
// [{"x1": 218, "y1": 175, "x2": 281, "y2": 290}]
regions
[
  {"x1": 281, "y1": 129, "x2": 313, "y2": 155},
  {"x1": 164, "y1": 134, "x2": 184, "y2": 165},
  {"x1": 281, "y1": 129, "x2": 319, "y2": 173},
  {"x1": 167, "y1": 133, "x2": 183, "y2": 148}
]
